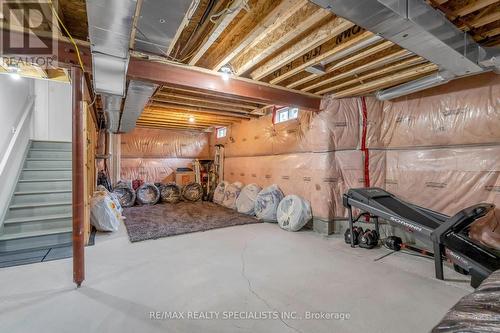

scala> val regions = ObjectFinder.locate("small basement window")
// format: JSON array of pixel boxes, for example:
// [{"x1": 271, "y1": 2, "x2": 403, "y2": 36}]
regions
[
  {"x1": 275, "y1": 107, "x2": 299, "y2": 124},
  {"x1": 216, "y1": 127, "x2": 227, "y2": 138}
]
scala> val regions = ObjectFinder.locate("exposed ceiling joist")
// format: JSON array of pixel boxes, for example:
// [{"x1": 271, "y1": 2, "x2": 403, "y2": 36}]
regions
[
  {"x1": 267, "y1": 29, "x2": 375, "y2": 85},
  {"x1": 250, "y1": 17, "x2": 354, "y2": 80},
  {"x1": 453, "y1": 0, "x2": 498, "y2": 17},
  {"x1": 155, "y1": 92, "x2": 258, "y2": 110},
  {"x1": 147, "y1": 104, "x2": 253, "y2": 119},
  {"x1": 143, "y1": 107, "x2": 248, "y2": 121},
  {"x1": 200, "y1": 0, "x2": 297, "y2": 71},
  {"x1": 230, "y1": 2, "x2": 330, "y2": 76},
  {"x1": 332, "y1": 63, "x2": 438, "y2": 98},
  {"x1": 141, "y1": 111, "x2": 242, "y2": 123},
  {"x1": 300, "y1": 49, "x2": 412, "y2": 92},
  {"x1": 316, "y1": 57, "x2": 427, "y2": 95},
  {"x1": 188, "y1": 0, "x2": 244, "y2": 65},
  {"x1": 152, "y1": 97, "x2": 251, "y2": 114}
]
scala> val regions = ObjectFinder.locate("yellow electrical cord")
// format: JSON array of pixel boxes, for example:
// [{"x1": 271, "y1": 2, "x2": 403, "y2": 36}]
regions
[{"x1": 48, "y1": 0, "x2": 85, "y2": 71}]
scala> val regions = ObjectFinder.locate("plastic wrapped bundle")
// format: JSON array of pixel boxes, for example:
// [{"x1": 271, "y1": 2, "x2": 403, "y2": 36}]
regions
[
  {"x1": 213, "y1": 181, "x2": 228, "y2": 204},
  {"x1": 277, "y1": 195, "x2": 312, "y2": 231},
  {"x1": 90, "y1": 191, "x2": 121, "y2": 232},
  {"x1": 182, "y1": 182, "x2": 203, "y2": 202},
  {"x1": 112, "y1": 184, "x2": 136, "y2": 208},
  {"x1": 136, "y1": 183, "x2": 160, "y2": 205},
  {"x1": 222, "y1": 182, "x2": 244, "y2": 210},
  {"x1": 236, "y1": 184, "x2": 262, "y2": 215},
  {"x1": 160, "y1": 183, "x2": 181, "y2": 203},
  {"x1": 255, "y1": 184, "x2": 285, "y2": 222},
  {"x1": 432, "y1": 269, "x2": 500, "y2": 332}
]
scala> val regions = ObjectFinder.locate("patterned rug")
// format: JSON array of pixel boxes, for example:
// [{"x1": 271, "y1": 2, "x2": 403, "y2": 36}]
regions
[{"x1": 122, "y1": 201, "x2": 261, "y2": 242}]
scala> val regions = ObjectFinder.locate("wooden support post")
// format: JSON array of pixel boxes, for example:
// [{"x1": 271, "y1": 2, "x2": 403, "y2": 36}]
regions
[{"x1": 71, "y1": 67, "x2": 85, "y2": 287}]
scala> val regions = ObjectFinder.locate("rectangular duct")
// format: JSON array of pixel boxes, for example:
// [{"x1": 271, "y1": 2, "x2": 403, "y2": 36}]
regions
[
  {"x1": 119, "y1": 81, "x2": 158, "y2": 133},
  {"x1": 133, "y1": 0, "x2": 194, "y2": 56},
  {"x1": 310, "y1": 0, "x2": 497, "y2": 76},
  {"x1": 86, "y1": 0, "x2": 137, "y2": 96}
]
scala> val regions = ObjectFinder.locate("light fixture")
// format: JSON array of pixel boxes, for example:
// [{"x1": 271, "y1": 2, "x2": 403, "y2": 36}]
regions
[
  {"x1": 220, "y1": 65, "x2": 233, "y2": 81},
  {"x1": 9, "y1": 72, "x2": 21, "y2": 80},
  {"x1": 188, "y1": 115, "x2": 195, "y2": 123},
  {"x1": 6, "y1": 63, "x2": 21, "y2": 80}
]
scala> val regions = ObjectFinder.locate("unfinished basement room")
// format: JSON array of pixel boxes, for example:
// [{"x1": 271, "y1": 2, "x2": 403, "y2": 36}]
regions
[{"x1": 0, "y1": 0, "x2": 499, "y2": 332}]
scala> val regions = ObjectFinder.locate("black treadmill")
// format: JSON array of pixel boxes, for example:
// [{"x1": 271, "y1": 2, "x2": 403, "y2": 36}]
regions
[{"x1": 343, "y1": 187, "x2": 500, "y2": 288}]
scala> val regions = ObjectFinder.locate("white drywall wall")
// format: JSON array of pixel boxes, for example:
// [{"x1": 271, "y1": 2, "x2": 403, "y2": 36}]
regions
[
  {"x1": 33, "y1": 80, "x2": 72, "y2": 141},
  {"x1": 0, "y1": 74, "x2": 35, "y2": 229}
]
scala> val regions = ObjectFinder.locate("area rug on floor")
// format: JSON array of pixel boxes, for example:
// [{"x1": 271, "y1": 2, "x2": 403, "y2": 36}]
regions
[{"x1": 122, "y1": 201, "x2": 261, "y2": 242}]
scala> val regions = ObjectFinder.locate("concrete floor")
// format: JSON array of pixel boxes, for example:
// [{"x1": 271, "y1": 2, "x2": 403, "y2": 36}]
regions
[{"x1": 0, "y1": 222, "x2": 471, "y2": 333}]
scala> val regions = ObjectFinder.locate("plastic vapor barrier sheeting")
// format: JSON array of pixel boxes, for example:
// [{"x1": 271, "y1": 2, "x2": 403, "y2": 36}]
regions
[
  {"x1": 213, "y1": 73, "x2": 500, "y2": 223},
  {"x1": 277, "y1": 195, "x2": 312, "y2": 231},
  {"x1": 120, "y1": 127, "x2": 210, "y2": 182},
  {"x1": 160, "y1": 183, "x2": 181, "y2": 203},
  {"x1": 222, "y1": 182, "x2": 243, "y2": 209},
  {"x1": 136, "y1": 183, "x2": 160, "y2": 205},
  {"x1": 182, "y1": 182, "x2": 203, "y2": 202},
  {"x1": 255, "y1": 184, "x2": 284, "y2": 222},
  {"x1": 213, "y1": 181, "x2": 228, "y2": 205},
  {"x1": 112, "y1": 184, "x2": 136, "y2": 208},
  {"x1": 236, "y1": 184, "x2": 262, "y2": 215}
]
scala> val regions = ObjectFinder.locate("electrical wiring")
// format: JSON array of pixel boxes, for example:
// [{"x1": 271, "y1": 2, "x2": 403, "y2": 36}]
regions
[{"x1": 48, "y1": 0, "x2": 85, "y2": 72}]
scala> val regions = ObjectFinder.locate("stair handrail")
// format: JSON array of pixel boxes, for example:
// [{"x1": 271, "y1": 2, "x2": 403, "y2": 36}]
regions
[{"x1": 0, "y1": 96, "x2": 35, "y2": 178}]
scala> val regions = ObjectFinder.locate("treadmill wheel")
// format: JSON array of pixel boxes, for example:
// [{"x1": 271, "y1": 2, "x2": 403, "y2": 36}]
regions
[
  {"x1": 344, "y1": 227, "x2": 364, "y2": 245},
  {"x1": 359, "y1": 229, "x2": 379, "y2": 249},
  {"x1": 453, "y1": 264, "x2": 469, "y2": 276}
]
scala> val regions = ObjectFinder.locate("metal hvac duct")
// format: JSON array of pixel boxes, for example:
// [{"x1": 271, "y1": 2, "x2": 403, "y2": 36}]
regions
[
  {"x1": 86, "y1": 0, "x2": 137, "y2": 96},
  {"x1": 133, "y1": 0, "x2": 194, "y2": 56},
  {"x1": 376, "y1": 71, "x2": 454, "y2": 100},
  {"x1": 101, "y1": 94, "x2": 122, "y2": 133},
  {"x1": 119, "y1": 81, "x2": 158, "y2": 132},
  {"x1": 310, "y1": 0, "x2": 499, "y2": 99}
]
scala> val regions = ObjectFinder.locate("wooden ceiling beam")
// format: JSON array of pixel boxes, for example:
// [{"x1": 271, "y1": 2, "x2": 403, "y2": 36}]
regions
[
  {"x1": 267, "y1": 29, "x2": 373, "y2": 85},
  {"x1": 453, "y1": 0, "x2": 498, "y2": 17},
  {"x1": 188, "y1": 0, "x2": 243, "y2": 65},
  {"x1": 146, "y1": 104, "x2": 253, "y2": 119},
  {"x1": 250, "y1": 17, "x2": 354, "y2": 80},
  {"x1": 315, "y1": 57, "x2": 427, "y2": 95},
  {"x1": 155, "y1": 92, "x2": 258, "y2": 110},
  {"x1": 137, "y1": 119, "x2": 209, "y2": 128},
  {"x1": 331, "y1": 63, "x2": 438, "y2": 98},
  {"x1": 127, "y1": 58, "x2": 321, "y2": 111},
  {"x1": 152, "y1": 96, "x2": 251, "y2": 114},
  {"x1": 199, "y1": 0, "x2": 296, "y2": 71},
  {"x1": 160, "y1": 85, "x2": 266, "y2": 107},
  {"x1": 136, "y1": 123, "x2": 209, "y2": 132},
  {"x1": 143, "y1": 107, "x2": 248, "y2": 122},
  {"x1": 149, "y1": 101, "x2": 255, "y2": 118},
  {"x1": 141, "y1": 110, "x2": 241, "y2": 123},
  {"x1": 468, "y1": 10, "x2": 500, "y2": 28},
  {"x1": 230, "y1": 2, "x2": 330, "y2": 76},
  {"x1": 138, "y1": 116, "x2": 233, "y2": 127},
  {"x1": 300, "y1": 48, "x2": 412, "y2": 92}
]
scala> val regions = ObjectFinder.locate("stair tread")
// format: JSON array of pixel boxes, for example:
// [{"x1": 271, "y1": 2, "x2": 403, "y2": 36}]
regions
[
  {"x1": 0, "y1": 227, "x2": 72, "y2": 241},
  {"x1": 26, "y1": 158, "x2": 71, "y2": 161},
  {"x1": 18, "y1": 178, "x2": 71, "y2": 183},
  {"x1": 29, "y1": 148, "x2": 72, "y2": 152},
  {"x1": 10, "y1": 201, "x2": 72, "y2": 209},
  {"x1": 23, "y1": 168, "x2": 72, "y2": 171},
  {"x1": 14, "y1": 190, "x2": 72, "y2": 195},
  {"x1": 4, "y1": 213, "x2": 72, "y2": 224},
  {"x1": 31, "y1": 140, "x2": 71, "y2": 143}
]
